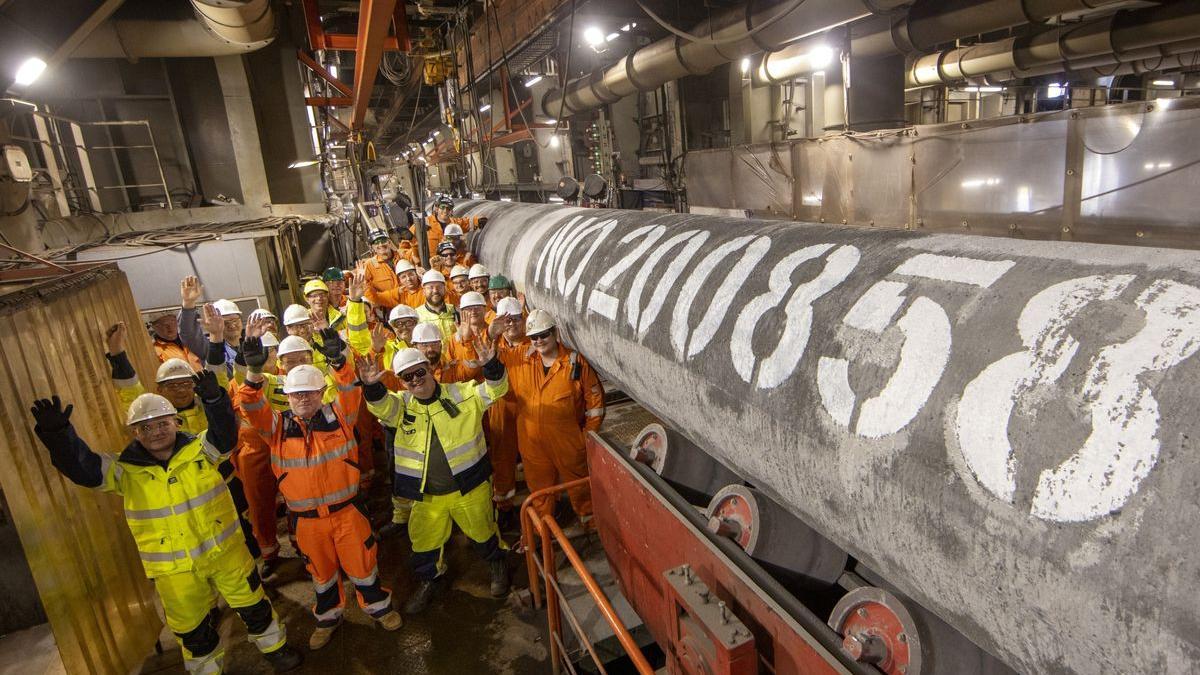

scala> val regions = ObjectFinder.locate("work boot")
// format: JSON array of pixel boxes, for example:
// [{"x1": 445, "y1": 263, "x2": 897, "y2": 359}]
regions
[
  {"x1": 403, "y1": 578, "x2": 442, "y2": 614},
  {"x1": 260, "y1": 556, "x2": 282, "y2": 581},
  {"x1": 496, "y1": 508, "x2": 518, "y2": 533},
  {"x1": 490, "y1": 557, "x2": 510, "y2": 598},
  {"x1": 263, "y1": 645, "x2": 304, "y2": 672},
  {"x1": 308, "y1": 621, "x2": 341, "y2": 650},
  {"x1": 376, "y1": 609, "x2": 404, "y2": 631},
  {"x1": 378, "y1": 520, "x2": 407, "y2": 539}
]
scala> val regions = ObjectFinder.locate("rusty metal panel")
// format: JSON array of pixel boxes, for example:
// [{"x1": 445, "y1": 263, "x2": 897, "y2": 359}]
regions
[{"x1": 0, "y1": 266, "x2": 160, "y2": 675}]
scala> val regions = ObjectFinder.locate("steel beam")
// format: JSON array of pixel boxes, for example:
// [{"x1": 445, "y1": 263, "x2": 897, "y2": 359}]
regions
[
  {"x1": 306, "y1": 96, "x2": 353, "y2": 107},
  {"x1": 297, "y1": 50, "x2": 352, "y2": 96},
  {"x1": 351, "y1": 0, "x2": 400, "y2": 131},
  {"x1": 463, "y1": 200, "x2": 1200, "y2": 675}
]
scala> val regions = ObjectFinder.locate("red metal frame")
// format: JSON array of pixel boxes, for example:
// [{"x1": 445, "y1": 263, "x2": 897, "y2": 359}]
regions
[
  {"x1": 305, "y1": 96, "x2": 354, "y2": 107},
  {"x1": 351, "y1": 0, "x2": 400, "y2": 129},
  {"x1": 585, "y1": 432, "x2": 850, "y2": 675},
  {"x1": 300, "y1": 0, "x2": 411, "y2": 53},
  {"x1": 297, "y1": 50, "x2": 352, "y2": 96}
]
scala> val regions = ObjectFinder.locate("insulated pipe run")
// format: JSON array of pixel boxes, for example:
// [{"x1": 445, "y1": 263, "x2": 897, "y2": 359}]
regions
[
  {"x1": 906, "y1": 1, "x2": 1200, "y2": 86},
  {"x1": 72, "y1": 0, "x2": 276, "y2": 58},
  {"x1": 982, "y1": 41, "x2": 1200, "y2": 83},
  {"x1": 542, "y1": 0, "x2": 912, "y2": 117}
]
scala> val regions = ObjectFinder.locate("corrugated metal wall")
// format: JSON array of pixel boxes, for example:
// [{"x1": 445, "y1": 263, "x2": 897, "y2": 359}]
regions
[{"x1": 0, "y1": 265, "x2": 161, "y2": 674}]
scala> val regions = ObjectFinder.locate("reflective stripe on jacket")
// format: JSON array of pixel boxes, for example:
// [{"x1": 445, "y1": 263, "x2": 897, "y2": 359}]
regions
[{"x1": 368, "y1": 375, "x2": 507, "y2": 500}]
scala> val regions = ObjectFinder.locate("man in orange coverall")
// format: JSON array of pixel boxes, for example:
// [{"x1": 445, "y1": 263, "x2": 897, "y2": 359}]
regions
[
  {"x1": 499, "y1": 309, "x2": 605, "y2": 523},
  {"x1": 238, "y1": 332, "x2": 403, "y2": 650},
  {"x1": 485, "y1": 297, "x2": 529, "y2": 530}
]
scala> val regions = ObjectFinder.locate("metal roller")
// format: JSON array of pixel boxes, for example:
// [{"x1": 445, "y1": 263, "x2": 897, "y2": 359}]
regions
[
  {"x1": 828, "y1": 587, "x2": 923, "y2": 675},
  {"x1": 705, "y1": 484, "x2": 848, "y2": 586},
  {"x1": 629, "y1": 423, "x2": 743, "y2": 505},
  {"x1": 464, "y1": 199, "x2": 1200, "y2": 673}
]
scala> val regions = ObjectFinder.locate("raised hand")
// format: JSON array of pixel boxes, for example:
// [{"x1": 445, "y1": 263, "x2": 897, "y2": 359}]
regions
[
  {"x1": 349, "y1": 266, "x2": 366, "y2": 302},
  {"x1": 317, "y1": 327, "x2": 346, "y2": 360},
  {"x1": 244, "y1": 313, "x2": 267, "y2": 340},
  {"x1": 105, "y1": 322, "x2": 127, "y2": 355},
  {"x1": 370, "y1": 323, "x2": 390, "y2": 354},
  {"x1": 355, "y1": 354, "x2": 385, "y2": 385},
  {"x1": 242, "y1": 336, "x2": 268, "y2": 369},
  {"x1": 192, "y1": 370, "x2": 222, "y2": 401},
  {"x1": 30, "y1": 395, "x2": 73, "y2": 431},
  {"x1": 310, "y1": 307, "x2": 329, "y2": 330},
  {"x1": 180, "y1": 275, "x2": 203, "y2": 309},
  {"x1": 200, "y1": 303, "x2": 225, "y2": 342},
  {"x1": 473, "y1": 332, "x2": 496, "y2": 364}
]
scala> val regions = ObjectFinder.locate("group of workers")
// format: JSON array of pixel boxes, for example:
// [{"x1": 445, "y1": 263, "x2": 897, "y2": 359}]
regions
[{"x1": 28, "y1": 196, "x2": 606, "y2": 674}]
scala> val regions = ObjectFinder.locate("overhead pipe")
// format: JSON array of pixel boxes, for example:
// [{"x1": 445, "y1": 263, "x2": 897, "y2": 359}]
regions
[
  {"x1": 72, "y1": 0, "x2": 276, "y2": 58},
  {"x1": 984, "y1": 40, "x2": 1200, "y2": 83},
  {"x1": 906, "y1": 1, "x2": 1200, "y2": 85},
  {"x1": 541, "y1": 0, "x2": 914, "y2": 117},
  {"x1": 459, "y1": 199, "x2": 1200, "y2": 675},
  {"x1": 751, "y1": 0, "x2": 1160, "y2": 86}
]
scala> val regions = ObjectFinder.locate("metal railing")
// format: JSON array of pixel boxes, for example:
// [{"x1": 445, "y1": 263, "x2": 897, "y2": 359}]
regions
[{"x1": 520, "y1": 479, "x2": 654, "y2": 675}]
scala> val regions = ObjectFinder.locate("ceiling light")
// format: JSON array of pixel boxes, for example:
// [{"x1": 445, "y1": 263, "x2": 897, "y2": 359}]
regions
[
  {"x1": 1046, "y1": 83, "x2": 1066, "y2": 98},
  {"x1": 500, "y1": 196, "x2": 513, "y2": 202},
  {"x1": 433, "y1": 130, "x2": 440, "y2": 136},
  {"x1": 550, "y1": 135, "x2": 560, "y2": 148},
  {"x1": 288, "y1": 158, "x2": 321, "y2": 169},
  {"x1": 328, "y1": 64, "x2": 338, "y2": 79},
  {"x1": 584, "y1": 26, "x2": 605, "y2": 46},
  {"x1": 620, "y1": 24, "x2": 632, "y2": 32},
  {"x1": 524, "y1": 75, "x2": 543, "y2": 87},
  {"x1": 479, "y1": 103, "x2": 491, "y2": 113},
  {"x1": 1152, "y1": 79, "x2": 1175, "y2": 87},
  {"x1": 807, "y1": 45, "x2": 834, "y2": 70},
  {"x1": 740, "y1": 58, "x2": 751, "y2": 74},
  {"x1": 606, "y1": 32, "x2": 620, "y2": 42},
  {"x1": 14, "y1": 57, "x2": 46, "y2": 86}
]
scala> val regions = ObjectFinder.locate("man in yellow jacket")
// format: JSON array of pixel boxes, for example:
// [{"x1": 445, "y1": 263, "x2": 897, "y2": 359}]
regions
[
  {"x1": 30, "y1": 372, "x2": 302, "y2": 674},
  {"x1": 356, "y1": 335, "x2": 509, "y2": 614}
]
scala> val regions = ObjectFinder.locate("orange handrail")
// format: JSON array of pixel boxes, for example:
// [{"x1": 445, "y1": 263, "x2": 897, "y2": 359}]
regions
[{"x1": 520, "y1": 479, "x2": 654, "y2": 675}]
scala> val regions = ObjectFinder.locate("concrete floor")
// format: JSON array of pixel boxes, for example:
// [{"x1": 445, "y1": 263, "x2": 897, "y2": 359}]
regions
[{"x1": 144, "y1": 495, "x2": 551, "y2": 674}]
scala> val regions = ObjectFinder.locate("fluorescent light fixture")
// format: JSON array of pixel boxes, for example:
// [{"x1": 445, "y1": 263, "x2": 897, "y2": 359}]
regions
[
  {"x1": 524, "y1": 75, "x2": 543, "y2": 87},
  {"x1": 740, "y1": 58, "x2": 751, "y2": 74},
  {"x1": 433, "y1": 130, "x2": 441, "y2": 136},
  {"x1": 620, "y1": 23, "x2": 632, "y2": 32},
  {"x1": 548, "y1": 196, "x2": 565, "y2": 203},
  {"x1": 964, "y1": 86, "x2": 1005, "y2": 93},
  {"x1": 1152, "y1": 79, "x2": 1175, "y2": 87},
  {"x1": 544, "y1": 118, "x2": 556, "y2": 125},
  {"x1": 328, "y1": 64, "x2": 338, "y2": 79},
  {"x1": 288, "y1": 158, "x2": 321, "y2": 169},
  {"x1": 550, "y1": 135, "x2": 560, "y2": 148},
  {"x1": 1046, "y1": 83, "x2": 1066, "y2": 98},
  {"x1": 500, "y1": 196, "x2": 514, "y2": 202},
  {"x1": 479, "y1": 103, "x2": 492, "y2": 113},
  {"x1": 14, "y1": 57, "x2": 46, "y2": 86},
  {"x1": 807, "y1": 45, "x2": 834, "y2": 70},
  {"x1": 606, "y1": 32, "x2": 620, "y2": 42},
  {"x1": 584, "y1": 26, "x2": 605, "y2": 46}
]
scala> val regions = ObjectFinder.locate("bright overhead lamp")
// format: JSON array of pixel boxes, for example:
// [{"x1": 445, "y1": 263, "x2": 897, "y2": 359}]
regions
[
  {"x1": 584, "y1": 26, "x2": 605, "y2": 46},
  {"x1": 479, "y1": 103, "x2": 492, "y2": 113},
  {"x1": 433, "y1": 129, "x2": 441, "y2": 136},
  {"x1": 1152, "y1": 79, "x2": 1175, "y2": 87},
  {"x1": 328, "y1": 64, "x2": 338, "y2": 79},
  {"x1": 288, "y1": 158, "x2": 321, "y2": 169},
  {"x1": 740, "y1": 58, "x2": 751, "y2": 74},
  {"x1": 524, "y1": 75, "x2": 543, "y2": 87},
  {"x1": 807, "y1": 45, "x2": 834, "y2": 70},
  {"x1": 606, "y1": 32, "x2": 620, "y2": 42},
  {"x1": 14, "y1": 57, "x2": 47, "y2": 86}
]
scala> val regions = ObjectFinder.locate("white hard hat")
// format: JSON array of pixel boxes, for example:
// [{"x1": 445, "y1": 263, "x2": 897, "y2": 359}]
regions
[
  {"x1": 450, "y1": 264, "x2": 470, "y2": 279},
  {"x1": 444, "y1": 223, "x2": 464, "y2": 237},
  {"x1": 213, "y1": 299, "x2": 241, "y2": 317},
  {"x1": 468, "y1": 264, "x2": 489, "y2": 280},
  {"x1": 395, "y1": 259, "x2": 416, "y2": 275},
  {"x1": 282, "y1": 304, "x2": 311, "y2": 326},
  {"x1": 412, "y1": 323, "x2": 443, "y2": 344},
  {"x1": 277, "y1": 335, "x2": 313, "y2": 356},
  {"x1": 525, "y1": 309, "x2": 557, "y2": 335},
  {"x1": 155, "y1": 358, "x2": 194, "y2": 383},
  {"x1": 422, "y1": 270, "x2": 446, "y2": 286},
  {"x1": 459, "y1": 291, "x2": 486, "y2": 309},
  {"x1": 388, "y1": 304, "x2": 419, "y2": 324},
  {"x1": 127, "y1": 393, "x2": 177, "y2": 426},
  {"x1": 248, "y1": 308, "x2": 276, "y2": 323},
  {"x1": 392, "y1": 347, "x2": 430, "y2": 374},
  {"x1": 496, "y1": 296, "x2": 523, "y2": 317},
  {"x1": 282, "y1": 364, "x2": 326, "y2": 394},
  {"x1": 260, "y1": 332, "x2": 280, "y2": 348}
]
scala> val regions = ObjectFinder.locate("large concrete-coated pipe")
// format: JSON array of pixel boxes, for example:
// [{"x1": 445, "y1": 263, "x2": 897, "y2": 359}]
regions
[
  {"x1": 72, "y1": 0, "x2": 276, "y2": 59},
  {"x1": 461, "y1": 199, "x2": 1200, "y2": 674}
]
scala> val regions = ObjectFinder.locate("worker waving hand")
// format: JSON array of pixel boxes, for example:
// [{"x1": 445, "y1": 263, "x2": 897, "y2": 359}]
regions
[{"x1": 30, "y1": 373, "x2": 302, "y2": 674}]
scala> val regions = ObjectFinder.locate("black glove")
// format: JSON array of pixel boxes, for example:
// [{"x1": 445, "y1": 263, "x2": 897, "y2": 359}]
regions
[
  {"x1": 317, "y1": 328, "x2": 346, "y2": 362},
  {"x1": 192, "y1": 370, "x2": 223, "y2": 401},
  {"x1": 477, "y1": 216, "x2": 489, "y2": 227},
  {"x1": 242, "y1": 336, "x2": 268, "y2": 369},
  {"x1": 31, "y1": 396, "x2": 73, "y2": 432}
]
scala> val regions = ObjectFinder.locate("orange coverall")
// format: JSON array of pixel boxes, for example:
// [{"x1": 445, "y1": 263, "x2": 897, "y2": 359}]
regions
[
  {"x1": 502, "y1": 344, "x2": 605, "y2": 518},
  {"x1": 240, "y1": 363, "x2": 392, "y2": 626},
  {"x1": 487, "y1": 336, "x2": 529, "y2": 509},
  {"x1": 362, "y1": 251, "x2": 403, "y2": 310},
  {"x1": 230, "y1": 381, "x2": 280, "y2": 562}
]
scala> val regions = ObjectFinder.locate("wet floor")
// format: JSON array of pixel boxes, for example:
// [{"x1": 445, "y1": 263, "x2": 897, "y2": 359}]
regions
[{"x1": 145, "y1": 496, "x2": 551, "y2": 674}]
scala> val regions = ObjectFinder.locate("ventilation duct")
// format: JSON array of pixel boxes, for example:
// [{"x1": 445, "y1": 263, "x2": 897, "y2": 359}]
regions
[{"x1": 71, "y1": 0, "x2": 275, "y2": 59}]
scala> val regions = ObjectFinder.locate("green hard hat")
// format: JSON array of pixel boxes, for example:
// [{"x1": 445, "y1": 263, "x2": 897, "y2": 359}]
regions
[
  {"x1": 488, "y1": 274, "x2": 514, "y2": 290},
  {"x1": 321, "y1": 267, "x2": 344, "y2": 282}
]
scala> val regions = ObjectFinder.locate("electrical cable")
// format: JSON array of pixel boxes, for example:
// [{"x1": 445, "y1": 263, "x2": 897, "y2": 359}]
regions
[{"x1": 634, "y1": 0, "x2": 808, "y2": 46}]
